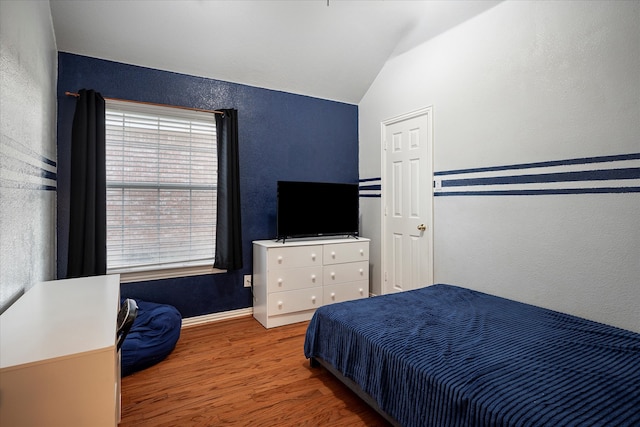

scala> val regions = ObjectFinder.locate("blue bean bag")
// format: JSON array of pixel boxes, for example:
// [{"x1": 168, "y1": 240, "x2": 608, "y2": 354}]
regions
[{"x1": 121, "y1": 299, "x2": 182, "y2": 376}]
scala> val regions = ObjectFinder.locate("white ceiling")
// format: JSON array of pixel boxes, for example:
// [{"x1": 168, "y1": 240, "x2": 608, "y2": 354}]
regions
[{"x1": 50, "y1": 0, "x2": 500, "y2": 104}]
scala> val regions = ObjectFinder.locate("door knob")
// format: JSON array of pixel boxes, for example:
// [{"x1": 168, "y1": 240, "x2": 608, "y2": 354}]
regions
[{"x1": 417, "y1": 224, "x2": 426, "y2": 231}]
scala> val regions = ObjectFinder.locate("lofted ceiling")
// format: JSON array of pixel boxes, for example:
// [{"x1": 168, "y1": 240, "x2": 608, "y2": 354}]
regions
[{"x1": 50, "y1": 0, "x2": 500, "y2": 104}]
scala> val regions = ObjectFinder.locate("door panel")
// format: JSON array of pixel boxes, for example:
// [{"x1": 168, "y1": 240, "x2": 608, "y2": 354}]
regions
[{"x1": 383, "y1": 108, "x2": 433, "y2": 294}]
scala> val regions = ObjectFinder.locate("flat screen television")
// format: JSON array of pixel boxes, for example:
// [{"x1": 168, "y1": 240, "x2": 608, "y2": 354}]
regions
[{"x1": 276, "y1": 181, "x2": 359, "y2": 241}]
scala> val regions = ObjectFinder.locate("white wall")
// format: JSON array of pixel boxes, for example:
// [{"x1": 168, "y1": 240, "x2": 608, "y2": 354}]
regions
[
  {"x1": 0, "y1": 0, "x2": 58, "y2": 311},
  {"x1": 359, "y1": 0, "x2": 639, "y2": 332}
]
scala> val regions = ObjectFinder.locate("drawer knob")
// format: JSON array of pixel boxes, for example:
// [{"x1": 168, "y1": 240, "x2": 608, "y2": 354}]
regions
[
  {"x1": 359, "y1": 288, "x2": 364, "y2": 294},
  {"x1": 359, "y1": 268, "x2": 364, "y2": 274},
  {"x1": 277, "y1": 278, "x2": 283, "y2": 286},
  {"x1": 360, "y1": 249, "x2": 364, "y2": 255},
  {"x1": 311, "y1": 274, "x2": 316, "y2": 282},
  {"x1": 311, "y1": 253, "x2": 316, "y2": 260},
  {"x1": 330, "y1": 292, "x2": 336, "y2": 299},
  {"x1": 331, "y1": 251, "x2": 336, "y2": 258},
  {"x1": 331, "y1": 272, "x2": 335, "y2": 279},
  {"x1": 311, "y1": 296, "x2": 316, "y2": 303},
  {"x1": 277, "y1": 301, "x2": 283, "y2": 308},
  {"x1": 277, "y1": 256, "x2": 283, "y2": 263}
]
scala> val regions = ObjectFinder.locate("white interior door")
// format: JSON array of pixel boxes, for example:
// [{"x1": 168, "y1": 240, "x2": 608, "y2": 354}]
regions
[{"x1": 382, "y1": 107, "x2": 433, "y2": 294}]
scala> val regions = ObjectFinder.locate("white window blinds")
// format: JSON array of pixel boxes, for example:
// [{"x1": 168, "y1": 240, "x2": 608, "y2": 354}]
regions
[{"x1": 105, "y1": 100, "x2": 217, "y2": 271}]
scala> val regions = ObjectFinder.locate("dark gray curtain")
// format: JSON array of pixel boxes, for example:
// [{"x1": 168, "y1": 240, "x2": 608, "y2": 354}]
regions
[
  {"x1": 67, "y1": 89, "x2": 107, "y2": 278},
  {"x1": 214, "y1": 109, "x2": 243, "y2": 270}
]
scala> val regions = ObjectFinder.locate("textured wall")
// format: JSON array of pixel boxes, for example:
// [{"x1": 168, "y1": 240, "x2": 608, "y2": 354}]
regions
[
  {"x1": 0, "y1": 1, "x2": 58, "y2": 312},
  {"x1": 358, "y1": 1, "x2": 640, "y2": 332},
  {"x1": 57, "y1": 53, "x2": 359, "y2": 317}
]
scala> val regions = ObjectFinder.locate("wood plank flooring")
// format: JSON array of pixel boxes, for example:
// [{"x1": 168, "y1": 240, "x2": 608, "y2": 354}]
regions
[{"x1": 119, "y1": 316, "x2": 391, "y2": 426}]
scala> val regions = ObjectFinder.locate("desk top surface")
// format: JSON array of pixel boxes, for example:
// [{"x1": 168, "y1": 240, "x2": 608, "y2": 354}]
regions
[{"x1": 0, "y1": 275, "x2": 120, "y2": 370}]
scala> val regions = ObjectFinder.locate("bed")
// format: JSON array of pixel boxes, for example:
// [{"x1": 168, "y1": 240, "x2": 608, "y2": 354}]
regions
[{"x1": 304, "y1": 284, "x2": 640, "y2": 427}]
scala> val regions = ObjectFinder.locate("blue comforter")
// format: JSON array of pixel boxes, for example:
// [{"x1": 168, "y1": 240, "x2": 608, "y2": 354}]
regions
[{"x1": 304, "y1": 284, "x2": 640, "y2": 427}]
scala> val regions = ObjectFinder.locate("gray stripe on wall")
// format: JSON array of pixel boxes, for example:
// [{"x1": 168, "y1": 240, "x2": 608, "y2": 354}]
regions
[
  {"x1": 359, "y1": 178, "x2": 381, "y2": 198},
  {"x1": 1, "y1": 136, "x2": 57, "y2": 190},
  {"x1": 360, "y1": 153, "x2": 640, "y2": 197},
  {"x1": 434, "y1": 153, "x2": 639, "y2": 196}
]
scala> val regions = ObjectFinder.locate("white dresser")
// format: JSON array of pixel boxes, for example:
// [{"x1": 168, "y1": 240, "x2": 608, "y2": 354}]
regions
[
  {"x1": 0, "y1": 274, "x2": 121, "y2": 427},
  {"x1": 252, "y1": 238, "x2": 369, "y2": 328}
]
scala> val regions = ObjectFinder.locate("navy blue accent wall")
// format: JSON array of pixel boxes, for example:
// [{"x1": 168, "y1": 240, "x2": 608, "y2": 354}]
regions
[{"x1": 56, "y1": 53, "x2": 358, "y2": 318}]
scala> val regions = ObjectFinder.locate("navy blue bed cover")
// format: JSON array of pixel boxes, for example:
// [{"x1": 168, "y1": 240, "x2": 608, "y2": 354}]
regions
[{"x1": 304, "y1": 284, "x2": 640, "y2": 427}]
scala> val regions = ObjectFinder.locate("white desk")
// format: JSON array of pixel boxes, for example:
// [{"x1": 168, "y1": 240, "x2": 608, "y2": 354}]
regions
[{"x1": 0, "y1": 275, "x2": 121, "y2": 427}]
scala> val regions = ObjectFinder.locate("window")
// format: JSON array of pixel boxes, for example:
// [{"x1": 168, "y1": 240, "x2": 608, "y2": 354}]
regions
[{"x1": 105, "y1": 100, "x2": 217, "y2": 277}]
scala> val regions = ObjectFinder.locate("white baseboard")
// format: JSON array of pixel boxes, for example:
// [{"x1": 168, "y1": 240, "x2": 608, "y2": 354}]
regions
[
  {"x1": 181, "y1": 307, "x2": 253, "y2": 328},
  {"x1": 181, "y1": 296, "x2": 378, "y2": 328}
]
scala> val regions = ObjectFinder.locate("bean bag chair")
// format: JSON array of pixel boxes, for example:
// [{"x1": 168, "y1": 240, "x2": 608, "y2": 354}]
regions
[{"x1": 121, "y1": 299, "x2": 182, "y2": 376}]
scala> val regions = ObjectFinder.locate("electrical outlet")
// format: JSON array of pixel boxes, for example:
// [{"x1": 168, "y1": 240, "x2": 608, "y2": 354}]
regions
[{"x1": 244, "y1": 274, "x2": 252, "y2": 288}]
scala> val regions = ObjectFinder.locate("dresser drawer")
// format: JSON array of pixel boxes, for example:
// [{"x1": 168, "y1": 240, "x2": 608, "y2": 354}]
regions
[
  {"x1": 267, "y1": 245, "x2": 322, "y2": 269},
  {"x1": 267, "y1": 287, "x2": 323, "y2": 315},
  {"x1": 324, "y1": 260, "x2": 368, "y2": 285},
  {"x1": 324, "y1": 241, "x2": 369, "y2": 265},
  {"x1": 267, "y1": 266, "x2": 322, "y2": 292},
  {"x1": 324, "y1": 281, "x2": 368, "y2": 305}
]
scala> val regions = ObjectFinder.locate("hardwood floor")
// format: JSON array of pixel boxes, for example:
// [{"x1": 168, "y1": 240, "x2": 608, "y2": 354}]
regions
[{"x1": 119, "y1": 316, "x2": 391, "y2": 426}]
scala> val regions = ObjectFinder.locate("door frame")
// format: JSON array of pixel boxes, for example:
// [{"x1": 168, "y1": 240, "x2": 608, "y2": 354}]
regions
[{"x1": 380, "y1": 106, "x2": 434, "y2": 294}]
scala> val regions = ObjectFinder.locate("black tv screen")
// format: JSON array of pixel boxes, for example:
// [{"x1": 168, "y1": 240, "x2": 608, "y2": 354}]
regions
[{"x1": 277, "y1": 181, "x2": 359, "y2": 241}]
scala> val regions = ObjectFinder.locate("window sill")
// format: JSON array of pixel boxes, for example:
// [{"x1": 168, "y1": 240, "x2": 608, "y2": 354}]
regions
[{"x1": 110, "y1": 263, "x2": 226, "y2": 284}]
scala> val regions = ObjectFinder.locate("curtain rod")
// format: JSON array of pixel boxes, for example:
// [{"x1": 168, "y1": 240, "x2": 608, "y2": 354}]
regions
[{"x1": 64, "y1": 91, "x2": 224, "y2": 115}]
